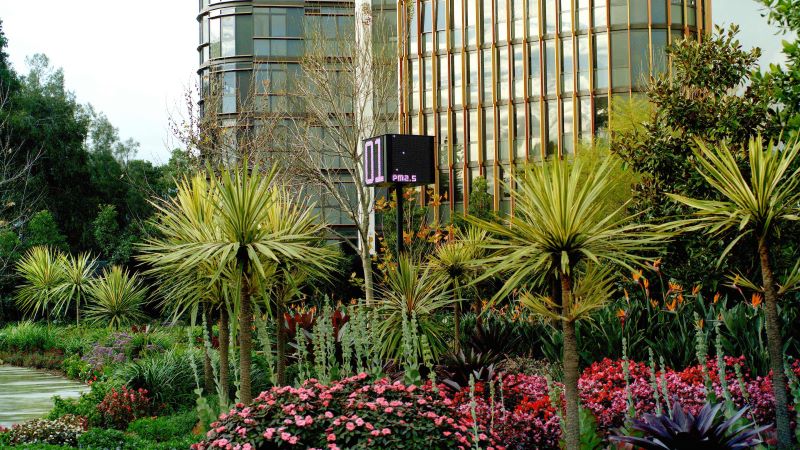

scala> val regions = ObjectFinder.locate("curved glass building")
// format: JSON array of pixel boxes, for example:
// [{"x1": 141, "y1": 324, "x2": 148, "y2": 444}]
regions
[{"x1": 398, "y1": 0, "x2": 712, "y2": 220}]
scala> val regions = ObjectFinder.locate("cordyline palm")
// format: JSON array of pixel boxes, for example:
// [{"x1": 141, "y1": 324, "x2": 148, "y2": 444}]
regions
[
  {"x1": 376, "y1": 254, "x2": 454, "y2": 361},
  {"x1": 140, "y1": 166, "x2": 334, "y2": 404},
  {"x1": 428, "y1": 227, "x2": 486, "y2": 352},
  {"x1": 53, "y1": 252, "x2": 97, "y2": 325},
  {"x1": 85, "y1": 265, "x2": 149, "y2": 329},
  {"x1": 666, "y1": 138, "x2": 800, "y2": 449},
  {"x1": 139, "y1": 173, "x2": 234, "y2": 405},
  {"x1": 16, "y1": 246, "x2": 65, "y2": 322},
  {"x1": 468, "y1": 157, "x2": 668, "y2": 450}
]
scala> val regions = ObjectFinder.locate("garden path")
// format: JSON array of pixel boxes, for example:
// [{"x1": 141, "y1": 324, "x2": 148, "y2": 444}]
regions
[{"x1": 0, "y1": 365, "x2": 88, "y2": 427}]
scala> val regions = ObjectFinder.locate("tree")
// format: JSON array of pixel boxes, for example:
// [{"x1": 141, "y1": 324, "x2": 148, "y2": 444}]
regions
[
  {"x1": 613, "y1": 26, "x2": 778, "y2": 287},
  {"x1": 757, "y1": 0, "x2": 800, "y2": 137},
  {"x1": 53, "y1": 252, "x2": 97, "y2": 325},
  {"x1": 665, "y1": 138, "x2": 800, "y2": 450},
  {"x1": 24, "y1": 210, "x2": 68, "y2": 251},
  {"x1": 286, "y1": 11, "x2": 399, "y2": 305},
  {"x1": 428, "y1": 227, "x2": 486, "y2": 352},
  {"x1": 85, "y1": 265, "x2": 148, "y2": 329},
  {"x1": 468, "y1": 157, "x2": 668, "y2": 450},
  {"x1": 140, "y1": 167, "x2": 337, "y2": 402},
  {"x1": 15, "y1": 246, "x2": 65, "y2": 321}
]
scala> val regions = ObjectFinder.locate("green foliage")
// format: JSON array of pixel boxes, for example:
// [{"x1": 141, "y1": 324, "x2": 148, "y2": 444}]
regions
[
  {"x1": 612, "y1": 25, "x2": 780, "y2": 287},
  {"x1": 48, "y1": 380, "x2": 118, "y2": 426},
  {"x1": 85, "y1": 265, "x2": 149, "y2": 328},
  {"x1": 24, "y1": 210, "x2": 68, "y2": 253},
  {"x1": 376, "y1": 255, "x2": 454, "y2": 361},
  {"x1": 92, "y1": 205, "x2": 120, "y2": 261},
  {"x1": 757, "y1": 0, "x2": 800, "y2": 137},
  {"x1": 0, "y1": 320, "x2": 54, "y2": 351},
  {"x1": 53, "y1": 252, "x2": 97, "y2": 324},
  {"x1": 15, "y1": 246, "x2": 64, "y2": 319},
  {"x1": 126, "y1": 410, "x2": 198, "y2": 443},
  {"x1": 115, "y1": 349, "x2": 198, "y2": 410}
]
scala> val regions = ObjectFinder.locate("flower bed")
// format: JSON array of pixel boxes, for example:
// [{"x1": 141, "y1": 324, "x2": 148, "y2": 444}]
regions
[{"x1": 193, "y1": 373, "x2": 501, "y2": 450}]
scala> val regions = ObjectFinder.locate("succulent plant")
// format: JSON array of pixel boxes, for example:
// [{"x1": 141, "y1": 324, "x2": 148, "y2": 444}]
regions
[
  {"x1": 440, "y1": 348, "x2": 499, "y2": 391},
  {"x1": 610, "y1": 401, "x2": 770, "y2": 450}
]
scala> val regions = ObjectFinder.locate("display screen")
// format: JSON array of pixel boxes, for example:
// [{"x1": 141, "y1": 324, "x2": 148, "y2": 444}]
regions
[{"x1": 363, "y1": 134, "x2": 434, "y2": 187}]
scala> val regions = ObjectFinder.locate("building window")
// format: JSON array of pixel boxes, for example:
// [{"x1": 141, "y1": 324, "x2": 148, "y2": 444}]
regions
[
  {"x1": 561, "y1": 38, "x2": 574, "y2": 94},
  {"x1": 528, "y1": 0, "x2": 540, "y2": 37},
  {"x1": 529, "y1": 42, "x2": 541, "y2": 97},
  {"x1": 593, "y1": 32, "x2": 609, "y2": 90},
  {"x1": 593, "y1": 0, "x2": 607, "y2": 27},
  {"x1": 466, "y1": 0, "x2": 477, "y2": 45},
  {"x1": 437, "y1": 0, "x2": 447, "y2": 50},
  {"x1": 577, "y1": 35, "x2": 590, "y2": 91},
  {"x1": 452, "y1": 54, "x2": 464, "y2": 105},
  {"x1": 610, "y1": 30, "x2": 630, "y2": 88},
  {"x1": 452, "y1": 0, "x2": 463, "y2": 46},
  {"x1": 594, "y1": 95, "x2": 609, "y2": 135},
  {"x1": 652, "y1": 0, "x2": 668, "y2": 24},
  {"x1": 562, "y1": 98, "x2": 573, "y2": 155},
  {"x1": 544, "y1": 40, "x2": 557, "y2": 96},
  {"x1": 210, "y1": 17, "x2": 221, "y2": 58},
  {"x1": 497, "y1": 46, "x2": 509, "y2": 102},
  {"x1": 610, "y1": 0, "x2": 627, "y2": 26},
  {"x1": 424, "y1": 58, "x2": 434, "y2": 108},
  {"x1": 468, "y1": 51, "x2": 480, "y2": 104},
  {"x1": 546, "y1": 100, "x2": 558, "y2": 157},
  {"x1": 544, "y1": 0, "x2": 557, "y2": 34},
  {"x1": 496, "y1": 0, "x2": 508, "y2": 42},
  {"x1": 579, "y1": 96, "x2": 591, "y2": 140},
  {"x1": 631, "y1": 29, "x2": 650, "y2": 87},
  {"x1": 559, "y1": 0, "x2": 572, "y2": 33},
  {"x1": 221, "y1": 16, "x2": 235, "y2": 57},
  {"x1": 529, "y1": 102, "x2": 541, "y2": 158},
  {"x1": 422, "y1": 0, "x2": 434, "y2": 53},
  {"x1": 687, "y1": 0, "x2": 697, "y2": 26},
  {"x1": 513, "y1": 103, "x2": 525, "y2": 158},
  {"x1": 671, "y1": 0, "x2": 683, "y2": 25},
  {"x1": 512, "y1": 0, "x2": 524, "y2": 39},
  {"x1": 652, "y1": 30, "x2": 668, "y2": 75},
  {"x1": 482, "y1": 49, "x2": 494, "y2": 103},
  {"x1": 222, "y1": 71, "x2": 237, "y2": 113},
  {"x1": 483, "y1": 106, "x2": 495, "y2": 162},
  {"x1": 438, "y1": 55, "x2": 449, "y2": 107},
  {"x1": 513, "y1": 44, "x2": 525, "y2": 99},
  {"x1": 468, "y1": 109, "x2": 479, "y2": 162},
  {"x1": 498, "y1": 106, "x2": 509, "y2": 161},
  {"x1": 576, "y1": 0, "x2": 590, "y2": 30},
  {"x1": 482, "y1": 0, "x2": 494, "y2": 44},
  {"x1": 630, "y1": 0, "x2": 648, "y2": 25}
]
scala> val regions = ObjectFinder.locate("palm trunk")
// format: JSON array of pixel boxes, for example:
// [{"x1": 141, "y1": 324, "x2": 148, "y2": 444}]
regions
[
  {"x1": 453, "y1": 280, "x2": 461, "y2": 353},
  {"x1": 203, "y1": 304, "x2": 215, "y2": 395},
  {"x1": 75, "y1": 296, "x2": 80, "y2": 326},
  {"x1": 560, "y1": 271, "x2": 580, "y2": 450},
  {"x1": 239, "y1": 271, "x2": 254, "y2": 404},
  {"x1": 276, "y1": 297, "x2": 288, "y2": 385},
  {"x1": 758, "y1": 237, "x2": 791, "y2": 449},
  {"x1": 219, "y1": 306, "x2": 230, "y2": 408},
  {"x1": 362, "y1": 251, "x2": 375, "y2": 305}
]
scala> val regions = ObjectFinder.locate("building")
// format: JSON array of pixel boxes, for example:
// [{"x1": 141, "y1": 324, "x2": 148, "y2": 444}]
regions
[
  {"x1": 197, "y1": 0, "x2": 358, "y2": 233},
  {"x1": 397, "y1": 0, "x2": 712, "y2": 221}
]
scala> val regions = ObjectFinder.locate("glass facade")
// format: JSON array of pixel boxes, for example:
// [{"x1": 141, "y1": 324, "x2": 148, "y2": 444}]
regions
[{"x1": 398, "y1": 0, "x2": 711, "y2": 219}]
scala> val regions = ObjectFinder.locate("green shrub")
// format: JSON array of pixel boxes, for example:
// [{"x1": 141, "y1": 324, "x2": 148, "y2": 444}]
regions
[
  {"x1": 48, "y1": 380, "x2": 119, "y2": 426},
  {"x1": 127, "y1": 410, "x2": 197, "y2": 443},
  {"x1": 76, "y1": 428, "x2": 146, "y2": 450},
  {"x1": 5, "y1": 415, "x2": 85, "y2": 447},
  {"x1": 0, "y1": 321, "x2": 55, "y2": 352},
  {"x1": 114, "y1": 349, "x2": 197, "y2": 410}
]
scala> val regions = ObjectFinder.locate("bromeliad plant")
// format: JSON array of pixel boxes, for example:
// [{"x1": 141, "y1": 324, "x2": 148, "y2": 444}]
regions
[
  {"x1": 469, "y1": 155, "x2": 669, "y2": 450},
  {"x1": 665, "y1": 137, "x2": 800, "y2": 448},
  {"x1": 610, "y1": 401, "x2": 770, "y2": 450}
]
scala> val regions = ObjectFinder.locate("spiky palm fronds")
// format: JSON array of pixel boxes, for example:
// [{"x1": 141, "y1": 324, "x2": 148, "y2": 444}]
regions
[
  {"x1": 15, "y1": 246, "x2": 65, "y2": 320},
  {"x1": 85, "y1": 265, "x2": 148, "y2": 329}
]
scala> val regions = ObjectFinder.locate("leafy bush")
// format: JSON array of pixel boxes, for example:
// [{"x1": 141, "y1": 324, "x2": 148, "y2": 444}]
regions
[
  {"x1": 127, "y1": 410, "x2": 197, "y2": 443},
  {"x1": 76, "y1": 428, "x2": 129, "y2": 449},
  {"x1": 192, "y1": 373, "x2": 498, "y2": 450},
  {"x1": 49, "y1": 380, "x2": 118, "y2": 426},
  {"x1": 0, "y1": 321, "x2": 55, "y2": 352},
  {"x1": 6, "y1": 415, "x2": 85, "y2": 446},
  {"x1": 96, "y1": 386, "x2": 158, "y2": 430},
  {"x1": 114, "y1": 349, "x2": 196, "y2": 409}
]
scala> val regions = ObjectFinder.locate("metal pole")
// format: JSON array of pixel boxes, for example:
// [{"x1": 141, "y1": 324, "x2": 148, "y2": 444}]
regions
[{"x1": 395, "y1": 184, "x2": 404, "y2": 256}]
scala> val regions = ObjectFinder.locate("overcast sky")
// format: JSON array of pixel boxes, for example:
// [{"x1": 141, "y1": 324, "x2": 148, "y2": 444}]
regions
[{"x1": 0, "y1": 0, "x2": 792, "y2": 164}]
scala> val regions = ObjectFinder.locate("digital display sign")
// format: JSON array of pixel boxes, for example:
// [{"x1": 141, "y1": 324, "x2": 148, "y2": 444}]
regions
[{"x1": 363, "y1": 134, "x2": 434, "y2": 187}]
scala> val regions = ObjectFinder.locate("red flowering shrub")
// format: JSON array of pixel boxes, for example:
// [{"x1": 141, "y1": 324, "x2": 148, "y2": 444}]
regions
[
  {"x1": 580, "y1": 357, "x2": 785, "y2": 430},
  {"x1": 453, "y1": 374, "x2": 562, "y2": 449},
  {"x1": 192, "y1": 373, "x2": 501, "y2": 450},
  {"x1": 96, "y1": 386, "x2": 157, "y2": 430}
]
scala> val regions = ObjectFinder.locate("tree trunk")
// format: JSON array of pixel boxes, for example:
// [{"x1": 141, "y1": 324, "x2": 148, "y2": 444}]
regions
[
  {"x1": 361, "y1": 251, "x2": 375, "y2": 305},
  {"x1": 219, "y1": 306, "x2": 230, "y2": 408},
  {"x1": 276, "y1": 297, "x2": 288, "y2": 385},
  {"x1": 75, "y1": 296, "x2": 80, "y2": 326},
  {"x1": 758, "y1": 238, "x2": 791, "y2": 449},
  {"x1": 560, "y1": 272, "x2": 580, "y2": 450},
  {"x1": 239, "y1": 271, "x2": 254, "y2": 404},
  {"x1": 453, "y1": 280, "x2": 461, "y2": 353},
  {"x1": 203, "y1": 304, "x2": 215, "y2": 395}
]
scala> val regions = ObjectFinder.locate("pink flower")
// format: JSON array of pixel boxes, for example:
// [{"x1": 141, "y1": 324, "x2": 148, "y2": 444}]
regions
[
  {"x1": 355, "y1": 418, "x2": 364, "y2": 426},
  {"x1": 324, "y1": 411, "x2": 334, "y2": 419},
  {"x1": 381, "y1": 428, "x2": 391, "y2": 435},
  {"x1": 327, "y1": 433, "x2": 336, "y2": 441},
  {"x1": 346, "y1": 422, "x2": 356, "y2": 431}
]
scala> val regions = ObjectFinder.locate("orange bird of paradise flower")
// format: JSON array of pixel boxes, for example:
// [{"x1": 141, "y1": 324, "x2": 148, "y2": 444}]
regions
[{"x1": 751, "y1": 293, "x2": 763, "y2": 308}]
